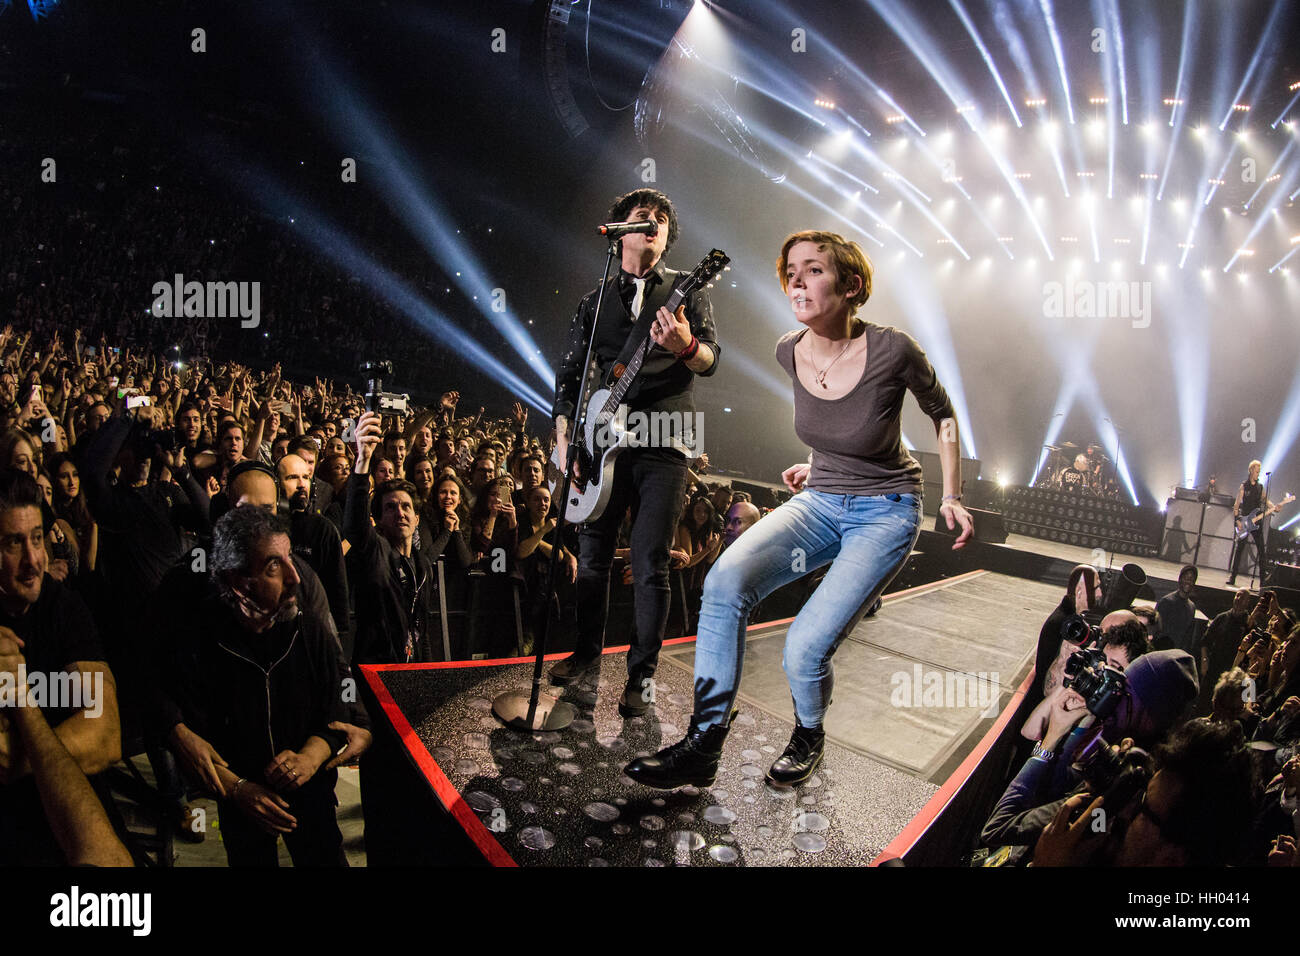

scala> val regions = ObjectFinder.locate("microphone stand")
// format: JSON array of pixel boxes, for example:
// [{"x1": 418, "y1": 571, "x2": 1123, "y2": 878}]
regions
[{"x1": 493, "y1": 237, "x2": 622, "y2": 731}]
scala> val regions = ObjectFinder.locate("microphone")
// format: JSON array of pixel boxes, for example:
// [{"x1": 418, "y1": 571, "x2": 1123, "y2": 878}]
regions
[{"x1": 598, "y1": 220, "x2": 658, "y2": 238}]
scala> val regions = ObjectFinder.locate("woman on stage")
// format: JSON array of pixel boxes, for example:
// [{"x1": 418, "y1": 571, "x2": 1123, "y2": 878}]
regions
[{"x1": 626, "y1": 230, "x2": 974, "y2": 789}]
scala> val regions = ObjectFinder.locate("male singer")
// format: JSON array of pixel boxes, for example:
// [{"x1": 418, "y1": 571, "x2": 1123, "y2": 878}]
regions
[{"x1": 550, "y1": 188, "x2": 720, "y2": 716}]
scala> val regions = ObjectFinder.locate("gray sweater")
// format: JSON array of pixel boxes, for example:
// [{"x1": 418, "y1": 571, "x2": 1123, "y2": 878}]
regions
[{"x1": 775, "y1": 323, "x2": 955, "y2": 496}]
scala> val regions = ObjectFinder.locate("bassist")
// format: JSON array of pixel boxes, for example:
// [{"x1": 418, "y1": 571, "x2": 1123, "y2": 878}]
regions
[
  {"x1": 1229, "y1": 459, "x2": 1271, "y2": 587},
  {"x1": 550, "y1": 188, "x2": 721, "y2": 715}
]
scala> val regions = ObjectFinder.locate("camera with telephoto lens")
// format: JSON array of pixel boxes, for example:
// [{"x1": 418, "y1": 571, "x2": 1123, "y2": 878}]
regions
[
  {"x1": 1060, "y1": 613, "x2": 1101, "y2": 646},
  {"x1": 1063, "y1": 647, "x2": 1128, "y2": 721},
  {"x1": 1072, "y1": 729, "x2": 1152, "y2": 811},
  {"x1": 360, "y1": 360, "x2": 410, "y2": 416}
]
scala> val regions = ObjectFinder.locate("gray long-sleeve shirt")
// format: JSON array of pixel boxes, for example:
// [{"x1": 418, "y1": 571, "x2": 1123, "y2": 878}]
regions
[{"x1": 776, "y1": 323, "x2": 956, "y2": 495}]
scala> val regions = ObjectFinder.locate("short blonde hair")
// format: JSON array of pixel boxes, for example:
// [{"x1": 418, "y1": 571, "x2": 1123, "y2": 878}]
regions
[{"x1": 776, "y1": 230, "x2": 874, "y2": 313}]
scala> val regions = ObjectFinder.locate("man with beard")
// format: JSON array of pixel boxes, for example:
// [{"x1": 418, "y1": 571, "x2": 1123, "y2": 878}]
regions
[
  {"x1": 0, "y1": 471, "x2": 121, "y2": 865},
  {"x1": 155, "y1": 505, "x2": 356, "y2": 866},
  {"x1": 287, "y1": 435, "x2": 336, "y2": 518},
  {"x1": 278, "y1": 454, "x2": 351, "y2": 659}
]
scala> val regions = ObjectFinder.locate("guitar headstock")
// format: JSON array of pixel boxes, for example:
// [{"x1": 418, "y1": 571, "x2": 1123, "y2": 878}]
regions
[{"x1": 679, "y1": 248, "x2": 731, "y2": 295}]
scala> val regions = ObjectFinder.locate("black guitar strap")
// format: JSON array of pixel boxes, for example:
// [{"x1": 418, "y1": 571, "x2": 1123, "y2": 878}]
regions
[{"x1": 604, "y1": 269, "x2": 679, "y2": 387}]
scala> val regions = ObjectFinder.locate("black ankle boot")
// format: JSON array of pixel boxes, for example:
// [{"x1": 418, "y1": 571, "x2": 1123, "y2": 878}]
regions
[
  {"x1": 624, "y1": 714, "x2": 735, "y2": 789},
  {"x1": 766, "y1": 723, "x2": 825, "y2": 786}
]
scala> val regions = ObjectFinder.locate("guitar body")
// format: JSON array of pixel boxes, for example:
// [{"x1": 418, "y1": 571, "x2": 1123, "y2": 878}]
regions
[
  {"x1": 547, "y1": 248, "x2": 731, "y2": 526},
  {"x1": 1236, "y1": 509, "x2": 1264, "y2": 540},
  {"x1": 1235, "y1": 493, "x2": 1296, "y2": 539},
  {"x1": 548, "y1": 388, "x2": 627, "y2": 524}
]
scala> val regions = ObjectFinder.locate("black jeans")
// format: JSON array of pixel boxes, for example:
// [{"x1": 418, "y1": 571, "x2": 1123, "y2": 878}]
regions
[
  {"x1": 1230, "y1": 527, "x2": 1268, "y2": 583},
  {"x1": 574, "y1": 447, "x2": 689, "y2": 682},
  {"x1": 217, "y1": 772, "x2": 346, "y2": 867}
]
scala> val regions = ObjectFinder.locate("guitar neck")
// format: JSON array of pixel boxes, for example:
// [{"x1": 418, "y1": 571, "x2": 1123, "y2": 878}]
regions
[{"x1": 602, "y1": 284, "x2": 690, "y2": 415}]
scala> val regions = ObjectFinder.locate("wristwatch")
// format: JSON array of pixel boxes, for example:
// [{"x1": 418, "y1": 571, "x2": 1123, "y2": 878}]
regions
[{"x1": 1031, "y1": 742, "x2": 1056, "y2": 762}]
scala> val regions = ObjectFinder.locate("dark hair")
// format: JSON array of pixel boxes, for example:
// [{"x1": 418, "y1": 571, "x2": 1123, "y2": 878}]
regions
[
  {"x1": 176, "y1": 400, "x2": 202, "y2": 420},
  {"x1": 1101, "y1": 619, "x2": 1149, "y2": 665},
  {"x1": 682, "y1": 495, "x2": 716, "y2": 547},
  {"x1": 370, "y1": 478, "x2": 419, "y2": 523},
  {"x1": 287, "y1": 435, "x2": 320, "y2": 459},
  {"x1": 1151, "y1": 720, "x2": 1253, "y2": 866},
  {"x1": 45, "y1": 452, "x2": 92, "y2": 535},
  {"x1": 470, "y1": 476, "x2": 514, "y2": 524},
  {"x1": 607, "y1": 188, "x2": 680, "y2": 252},
  {"x1": 404, "y1": 452, "x2": 433, "y2": 483},
  {"x1": 211, "y1": 504, "x2": 290, "y2": 593},
  {"x1": 0, "y1": 468, "x2": 45, "y2": 518}
]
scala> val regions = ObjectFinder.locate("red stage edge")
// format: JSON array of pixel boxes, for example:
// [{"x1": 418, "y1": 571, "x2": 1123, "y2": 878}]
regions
[{"x1": 360, "y1": 567, "x2": 1005, "y2": 868}]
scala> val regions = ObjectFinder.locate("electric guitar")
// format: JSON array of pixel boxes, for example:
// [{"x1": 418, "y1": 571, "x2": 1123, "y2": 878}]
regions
[
  {"x1": 1235, "y1": 493, "x2": 1294, "y2": 539},
  {"x1": 549, "y1": 248, "x2": 730, "y2": 524}
]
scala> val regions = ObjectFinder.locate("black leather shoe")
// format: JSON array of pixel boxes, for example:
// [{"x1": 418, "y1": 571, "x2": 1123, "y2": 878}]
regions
[
  {"x1": 624, "y1": 713, "x2": 736, "y2": 789},
  {"x1": 618, "y1": 677, "x2": 653, "y2": 718},
  {"x1": 547, "y1": 652, "x2": 601, "y2": 685},
  {"x1": 766, "y1": 723, "x2": 825, "y2": 786}
]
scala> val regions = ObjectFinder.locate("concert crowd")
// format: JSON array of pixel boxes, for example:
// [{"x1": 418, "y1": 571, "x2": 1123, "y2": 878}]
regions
[
  {"x1": 0, "y1": 112, "x2": 1293, "y2": 872},
  {"x1": 0, "y1": 310, "x2": 773, "y2": 866}
]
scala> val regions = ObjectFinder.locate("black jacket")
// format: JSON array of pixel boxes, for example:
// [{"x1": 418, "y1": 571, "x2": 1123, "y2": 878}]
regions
[
  {"x1": 552, "y1": 259, "x2": 719, "y2": 423},
  {"x1": 156, "y1": 579, "x2": 352, "y2": 782},
  {"x1": 344, "y1": 473, "x2": 442, "y2": 664},
  {"x1": 289, "y1": 508, "x2": 352, "y2": 660}
]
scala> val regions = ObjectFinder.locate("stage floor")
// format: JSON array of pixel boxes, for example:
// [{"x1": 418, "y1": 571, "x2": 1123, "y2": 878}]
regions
[
  {"x1": 366, "y1": 570, "x2": 1053, "y2": 865},
  {"x1": 664, "y1": 570, "x2": 1052, "y2": 781}
]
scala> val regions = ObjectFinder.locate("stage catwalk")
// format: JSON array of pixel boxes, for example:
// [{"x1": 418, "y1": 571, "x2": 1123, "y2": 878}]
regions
[{"x1": 360, "y1": 571, "x2": 1057, "y2": 865}]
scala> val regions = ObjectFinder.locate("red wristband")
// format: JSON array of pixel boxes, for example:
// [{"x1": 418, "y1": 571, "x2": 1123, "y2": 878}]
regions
[{"x1": 676, "y1": 336, "x2": 700, "y2": 361}]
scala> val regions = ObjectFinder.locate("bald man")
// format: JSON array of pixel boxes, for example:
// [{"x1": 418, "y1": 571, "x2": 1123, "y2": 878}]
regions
[
  {"x1": 277, "y1": 454, "x2": 351, "y2": 660},
  {"x1": 1022, "y1": 609, "x2": 1151, "y2": 742},
  {"x1": 723, "y1": 501, "x2": 761, "y2": 547}
]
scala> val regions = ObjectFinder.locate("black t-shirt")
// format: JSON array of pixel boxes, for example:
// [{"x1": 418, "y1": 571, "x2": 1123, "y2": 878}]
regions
[
  {"x1": 1241, "y1": 479, "x2": 1263, "y2": 516},
  {"x1": 1059, "y1": 468, "x2": 1088, "y2": 494},
  {"x1": 0, "y1": 577, "x2": 107, "y2": 865},
  {"x1": 0, "y1": 576, "x2": 105, "y2": 727}
]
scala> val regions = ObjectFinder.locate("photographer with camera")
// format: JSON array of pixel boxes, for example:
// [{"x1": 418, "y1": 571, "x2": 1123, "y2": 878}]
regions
[
  {"x1": 980, "y1": 646, "x2": 1198, "y2": 860},
  {"x1": 1032, "y1": 719, "x2": 1253, "y2": 866},
  {"x1": 1022, "y1": 611, "x2": 1149, "y2": 744}
]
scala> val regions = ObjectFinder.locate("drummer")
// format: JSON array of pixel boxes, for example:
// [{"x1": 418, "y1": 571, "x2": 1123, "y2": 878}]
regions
[{"x1": 1058, "y1": 453, "x2": 1092, "y2": 495}]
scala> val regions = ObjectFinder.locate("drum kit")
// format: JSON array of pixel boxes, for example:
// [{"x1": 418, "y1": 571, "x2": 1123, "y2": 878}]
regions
[{"x1": 1037, "y1": 441, "x2": 1120, "y2": 499}]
